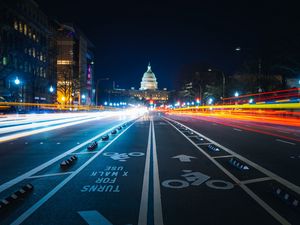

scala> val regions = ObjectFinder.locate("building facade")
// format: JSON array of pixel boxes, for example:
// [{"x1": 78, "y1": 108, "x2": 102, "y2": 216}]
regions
[
  {"x1": 0, "y1": 0, "x2": 56, "y2": 104},
  {"x1": 56, "y1": 24, "x2": 95, "y2": 105}
]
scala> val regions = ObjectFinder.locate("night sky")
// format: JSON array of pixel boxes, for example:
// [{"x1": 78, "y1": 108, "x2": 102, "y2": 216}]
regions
[{"x1": 36, "y1": 0, "x2": 299, "y2": 90}]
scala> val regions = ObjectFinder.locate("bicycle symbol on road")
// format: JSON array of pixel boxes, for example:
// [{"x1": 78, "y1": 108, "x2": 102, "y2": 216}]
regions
[
  {"x1": 103, "y1": 152, "x2": 145, "y2": 162},
  {"x1": 162, "y1": 170, "x2": 234, "y2": 190}
]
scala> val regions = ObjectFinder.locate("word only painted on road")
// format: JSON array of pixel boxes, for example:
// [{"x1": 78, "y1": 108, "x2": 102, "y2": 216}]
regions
[
  {"x1": 103, "y1": 152, "x2": 144, "y2": 162},
  {"x1": 162, "y1": 170, "x2": 234, "y2": 190},
  {"x1": 80, "y1": 166, "x2": 128, "y2": 193}
]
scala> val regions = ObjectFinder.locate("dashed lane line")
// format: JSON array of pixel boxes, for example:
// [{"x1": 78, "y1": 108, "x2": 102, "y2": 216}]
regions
[
  {"x1": 276, "y1": 139, "x2": 296, "y2": 146},
  {"x1": 11, "y1": 120, "x2": 137, "y2": 225},
  {"x1": 233, "y1": 128, "x2": 243, "y2": 132}
]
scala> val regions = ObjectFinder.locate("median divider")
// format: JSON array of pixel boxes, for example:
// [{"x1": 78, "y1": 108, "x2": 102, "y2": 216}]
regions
[
  {"x1": 101, "y1": 135, "x2": 109, "y2": 141},
  {"x1": 228, "y1": 157, "x2": 250, "y2": 170},
  {"x1": 272, "y1": 185, "x2": 299, "y2": 209},
  {"x1": 87, "y1": 141, "x2": 98, "y2": 151},
  {"x1": 207, "y1": 144, "x2": 220, "y2": 152},
  {"x1": 0, "y1": 184, "x2": 33, "y2": 211},
  {"x1": 60, "y1": 155, "x2": 78, "y2": 168}
]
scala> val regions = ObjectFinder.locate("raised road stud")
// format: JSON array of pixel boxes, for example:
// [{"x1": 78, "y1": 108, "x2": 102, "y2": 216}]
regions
[
  {"x1": 0, "y1": 184, "x2": 33, "y2": 211},
  {"x1": 87, "y1": 141, "x2": 98, "y2": 150},
  {"x1": 207, "y1": 144, "x2": 220, "y2": 152},
  {"x1": 272, "y1": 186, "x2": 299, "y2": 209},
  {"x1": 60, "y1": 155, "x2": 78, "y2": 168},
  {"x1": 122, "y1": 123, "x2": 127, "y2": 127},
  {"x1": 101, "y1": 134, "x2": 109, "y2": 141},
  {"x1": 117, "y1": 126, "x2": 122, "y2": 130},
  {"x1": 111, "y1": 129, "x2": 117, "y2": 135},
  {"x1": 228, "y1": 158, "x2": 249, "y2": 170}
]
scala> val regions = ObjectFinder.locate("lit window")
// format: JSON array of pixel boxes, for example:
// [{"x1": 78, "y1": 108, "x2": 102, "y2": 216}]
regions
[
  {"x1": 3, "y1": 57, "x2": 8, "y2": 65},
  {"x1": 32, "y1": 48, "x2": 35, "y2": 57},
  {"x1": 32, "y1": 33, "x2": 36, "y2": 40},
  {"x1": 14, "y1": 21, "x2": 18, "y2": 30},
  {"x1": 28, "y1": 48, "x2": 32, "y2": 56},
  {"x1": 24, "y1": 24, "x2": 27, "y2": 35},
  {"x1": 40, "y1": 53, "x2": 43, "y2": 61},
  {"x1": 57, "y1": 60, "x2": 72, "y2": 65},
  {"x1": 28, "y1": 28, "x2": 32, "y2": 38},
  {"x1": 19, "y1": 22, "x2": 23, "y2": 32}
]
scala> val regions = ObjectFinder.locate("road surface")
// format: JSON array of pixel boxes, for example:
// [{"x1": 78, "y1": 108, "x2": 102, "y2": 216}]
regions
[{"x1": 0, "y1": 112, "x2": 299, "y2": 225}]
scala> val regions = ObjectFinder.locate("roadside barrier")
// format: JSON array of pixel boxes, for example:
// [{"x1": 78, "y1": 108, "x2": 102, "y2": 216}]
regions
[
  {"x1": 272, "y1": 186, "x2": 299, "y2": 209},
  {"x1": 228, "y1": 158, "x2": 250, "y2": 170},
  {"x1": 60, "y1": 155, "x2": 78, "y2": 168},
  {"x1": 87, "y1": 141, "x2": 98, "y2": 150},
  {"x1": 101, "y1": 135, "x2": 109, "y2": 141},
  {"x1": 0, "y1": 184, "x2": 33, "y2": 211}
]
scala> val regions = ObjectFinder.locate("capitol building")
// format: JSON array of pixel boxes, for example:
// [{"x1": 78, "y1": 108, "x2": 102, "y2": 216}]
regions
[
  {"x1": 140, "y1": 63, "x2": 158, "y2": 90},
  {"x1": 106, "y1": 62, "x2": 169, "y2": 104}
]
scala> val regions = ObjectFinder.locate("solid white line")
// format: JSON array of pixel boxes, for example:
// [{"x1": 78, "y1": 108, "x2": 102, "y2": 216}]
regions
[
  {"x1": 212, "y1": 155, "x2": 233, "y2": 159},
  {"x1": 71, "y1": 151, "x2": 98, "y2": 155},
  {"x1": 78, "y1": 210, "x2": 112, "y2": 225},
  {"x1": 26, "y1": 172, "x2": 74, "y2": 179},
  {"x1": 137, "y1": 120, "x2": 152, "y2": 225},
  {"x1": 152, "y1": 119, "x2": 164, "y2": 225},
  {"x1": 11, "y1": 120, "x2": 136, "y2": 225},
  {"x1": 0, "y1": 119, "x2": 134, "y2": 194},
  {"x1": 241, "y1": 177, "x2": 272, "y2": 185},
  {"x1": 233, "y1": 128, "x2": 243, "y2": 132},
  {"x1": 276, "y1": 139, "x2": 296, "y2": 146},
  {"x1": 164, "y1": 118, "x2": 291, "y2": 225},
  {"x1": 196, "y1": 143, "x2": 211, "y2": 146}
]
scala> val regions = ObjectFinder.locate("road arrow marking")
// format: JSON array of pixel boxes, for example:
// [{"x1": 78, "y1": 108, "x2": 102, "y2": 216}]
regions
[
  {"x1": 172, "y1": 154, "x2": 196, "y2": 162},
  {"x1": 78, "y1": 210, "x2": 113, "y2": 225}
]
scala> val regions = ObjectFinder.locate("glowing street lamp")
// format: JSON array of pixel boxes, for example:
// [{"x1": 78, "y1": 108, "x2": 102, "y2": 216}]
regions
[
  {"x1": 249, "y1": 98, "x2": 254, "y2": 104},
  {"x1": 234, "y1": 91, "x2": 239, "y2": 97},
  {"x1": 49, "y1": 86, "x2": 54, "y2": 93},
  {"x1": 81, "y1": 94, "x2": 86, "y2": 99},
  {"x1": 14, "y1": 77, "x2": 20, "y2": 85},
  {"x1": 208, "y1": 98, "x2": 213, "y2": 105}
]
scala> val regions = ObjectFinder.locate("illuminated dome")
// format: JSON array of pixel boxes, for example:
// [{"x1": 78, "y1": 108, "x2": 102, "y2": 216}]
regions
[{"x1": 140, "y1": 62, "x2": 158, "y2": 90}]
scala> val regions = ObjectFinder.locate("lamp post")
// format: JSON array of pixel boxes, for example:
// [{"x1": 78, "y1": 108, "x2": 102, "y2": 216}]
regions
[{"x1": 95, "y1": 77, "x2": 109, "y2": 106}]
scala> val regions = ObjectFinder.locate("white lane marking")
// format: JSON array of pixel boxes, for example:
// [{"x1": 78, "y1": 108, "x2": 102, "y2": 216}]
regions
[
  {"x1": 72, "y1": 151, "x2": 98, "y2": 155},
  {"x1": 276, "y1": 139, "x2": 296, "y2": 146},
  {"x1": 196, "y1": 143, "x2": 211, "y2": 145},
  {"x1": 40, "y1": 142, "x2": 43, "y2": 145},
  {"x1": 138, "y1": 121, "x2": 151, "y2": 225},
  {"x1": 152, "y1": 119, "x2": 164, "y2": 225},
  {"x1": 278, "y1": 130, "x2": 290, "y2": 134},
  {"x1": 241, "y1": 177, "x2": 272, "y2": 185},
  {"x1": 166, "y1": 117, "x2": 300, "y2": 195},
  {"x1": 56, "y1": 142, "x2": 60, "y2": 145},
  {"x1": 233, "y1": 128, "x2": 242, "y2": 132},
  {"x1": 11, "y1": 120, "x2": 136, "y2": 225},
  {"x1": 212, "y1": 155, "x2": 233, "y2": 159},
  {"x1": 78, "y1": 210, "x2": 113, "y2": 225},
  {"x1": 27, "y1": 172, "x2": 74, "y2": 179},
  {"x1": 0, "y1": 119, "x2": 134, "y2": 194},
  {"x1": 165, "y1": 118, "x2": 291, "y2": 225}
]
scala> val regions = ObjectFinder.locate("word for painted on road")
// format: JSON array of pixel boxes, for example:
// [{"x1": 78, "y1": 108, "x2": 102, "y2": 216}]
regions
[{"x1": 80, "y1": 166, "x2": 128, "y2": 193}]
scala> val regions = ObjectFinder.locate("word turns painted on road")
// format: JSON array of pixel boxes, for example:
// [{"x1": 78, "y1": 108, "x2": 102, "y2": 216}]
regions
[
  {"x1": 80, "y1": 166, "x2": 128, "y2": 193},
  {"x1": 162, "y1": 170, "x2": 234, "y2": 190},
  {"x1": 103, "y1": 152, "x2": 145, "y2": 161}
]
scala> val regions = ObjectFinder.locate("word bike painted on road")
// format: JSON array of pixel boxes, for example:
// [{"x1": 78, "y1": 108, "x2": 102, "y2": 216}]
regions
[{"x1": 80, "y1": 166, "x2": 128, "y2": 193}]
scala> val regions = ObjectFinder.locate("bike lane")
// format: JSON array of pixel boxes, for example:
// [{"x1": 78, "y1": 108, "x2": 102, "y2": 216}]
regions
[
  {"x1": 17, "y1": 119, "x2": 150, "y2": 225},
  {"x1": 154, "y1": 117, "x2": 281, "y2": 225}
]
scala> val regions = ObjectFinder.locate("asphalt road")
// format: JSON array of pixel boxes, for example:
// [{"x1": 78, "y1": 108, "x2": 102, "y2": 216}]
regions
[{"x1": 0, "y1": 112, "x2": 299, "y2": 225}]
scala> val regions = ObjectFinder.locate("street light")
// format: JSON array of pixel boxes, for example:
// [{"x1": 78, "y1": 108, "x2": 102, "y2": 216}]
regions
[
  {"x1": 234, "y1": 91, "x2": 239, "y2": 97},
  {"x1": 49, "y1": 86, "x2": 54, "y2": 93},
  {"x1": 15, "y1": 77, "x2": 20, "y2": 85},
  {"x1": 81, "y1": 94, "x2": 86, "y2": 99}
]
